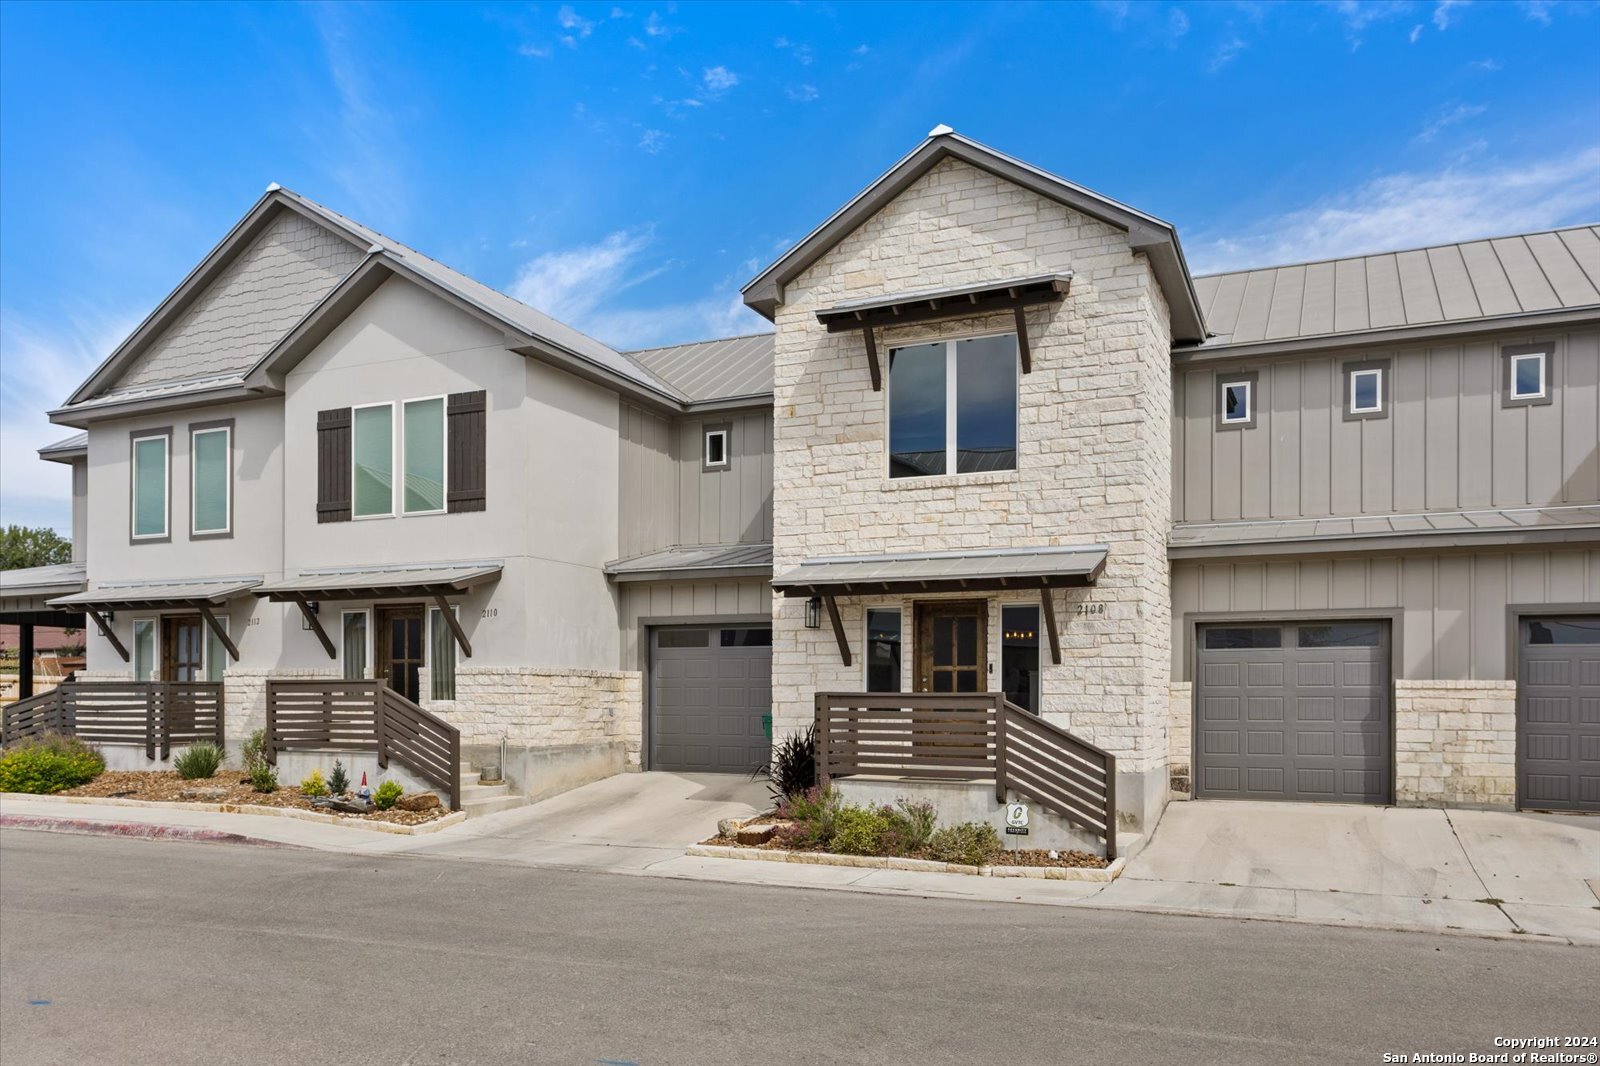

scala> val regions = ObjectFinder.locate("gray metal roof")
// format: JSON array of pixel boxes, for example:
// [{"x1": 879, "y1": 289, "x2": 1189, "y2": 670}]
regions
[
  {"x1": 1169, "y1": 504, "x2": 1600, "y2": 558},
  {"x1": 38, "y1": 432, "x2": 88, "y2": 462},
  {"x1": 605, "y1": 542, "x2": 773, "y2": 581},
  {"x1": 772, "y1": 544, "x2": 1108, "y2": 593},
  {"x1": 51, "y1": 576, "x2": 261, "y2": 608},
  {"x1": 0, "y1": 562, "x2": 87, "y2": 597},
  {"x1": 625, "y1": 333, "x2": 775, "y2": 403},
  {"x1": 254, "y1": 561, "x2": 502, "y2": 599},
  {"x1": 1192, "y1": 225, "x2": 1600, "y2": 349},
  {"x1": 819, "y1": 273, "x2": 1072, "y2": 318}
]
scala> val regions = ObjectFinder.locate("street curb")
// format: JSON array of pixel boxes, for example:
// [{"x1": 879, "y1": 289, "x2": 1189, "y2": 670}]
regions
[
  {"x1": 0, "y1": 792, "x2": 467, "y2": 836},
  {"x1": 685, "y1": 843, "x2": 1126, "y2": 882},
  {"x1": 0, "y1": 813, "x2": 295, "y2": 847}
]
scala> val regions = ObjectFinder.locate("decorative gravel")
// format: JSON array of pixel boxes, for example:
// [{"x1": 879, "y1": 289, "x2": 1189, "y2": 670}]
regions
[{"x1": 59, "y1": 770, "x2": 448, "y2": 826}]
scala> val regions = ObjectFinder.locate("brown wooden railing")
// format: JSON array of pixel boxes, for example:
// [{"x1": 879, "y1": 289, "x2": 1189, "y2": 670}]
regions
[
  {"x1": 264, "y1": 680, "x2": 461, "y2": 810},
  {"x1": 815, "y1": 692, "x2": 1117, "y2": 859},
  {"x1": 2, "y1": 681, "x2": 224, "y2": 760}
]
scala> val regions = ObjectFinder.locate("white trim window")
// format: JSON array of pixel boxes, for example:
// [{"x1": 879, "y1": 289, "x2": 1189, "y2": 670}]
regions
[
  {"x1": 340, "y1": 609, "x2": 371, "y2": 682},
  {"x1": 428, "y1": 605, "x2": 458, "y2": 701},
  {"x1": 887, "y1": 332, "x2": 1018, "y2": 478},
  {"x1": 190, "y1": 425, "x2": 232, "y2": 535},
  {"x1": 131, "y1": 432, "x2": 170, "y2": 539},
  {"x1": 1220, "y1": 380, "x2": 1252, "y2": 424},
  {"x1": 704, "y1": 427, "x2": 730, "y2": 469},
  {"x1": 402, "y1": 396, "x2": 448, "y2": 514},
  {"x1": 1349, "y1": 368, "x2": 1383, "y2": 415},
  {"x1": 1509, "y1": 351, "x2": 1547, "y2": 401},
  {"x1": 132, "y1": 618, "x2": 156, "y2": 681},
  {"x1": 203, "y1": 615, "x2": 230, "y2": 683},
  {"x1": 352, "y1": 402, "x2": 396, "y2": 518}
]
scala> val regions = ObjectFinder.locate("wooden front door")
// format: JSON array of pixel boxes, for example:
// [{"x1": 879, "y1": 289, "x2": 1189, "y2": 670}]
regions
[
  {"x1": 161, "y1": 616, "x2": 205, "y2": 682},
  {"x1": 377, "y1": 605, "x2": 426, "y2": 703},
  {"x1": 914, "y1": 601, "x2": 988, "y2": 693}
]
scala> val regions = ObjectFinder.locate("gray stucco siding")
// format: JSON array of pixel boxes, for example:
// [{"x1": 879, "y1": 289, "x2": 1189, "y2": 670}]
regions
[
  {"x1": 1171, "y1": 546, "x2": 1600, "y2": 680},
  {"x1": 1173, "y1": 327, "x2": 1600, "y2": 524}
]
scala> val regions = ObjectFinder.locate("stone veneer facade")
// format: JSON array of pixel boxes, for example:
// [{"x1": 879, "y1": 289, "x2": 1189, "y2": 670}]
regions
[
  {"x1": 1393, "y1": 679, "x2": 1518, "y2": 809},
  {"x1": 769, "y1": 157, "x2": 1175, "y2": 830}
]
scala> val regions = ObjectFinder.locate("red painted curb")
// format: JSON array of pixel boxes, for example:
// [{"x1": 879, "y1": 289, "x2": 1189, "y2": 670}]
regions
[{"x1": 0, "y1": 813, "x2": 294, "y2": 848}]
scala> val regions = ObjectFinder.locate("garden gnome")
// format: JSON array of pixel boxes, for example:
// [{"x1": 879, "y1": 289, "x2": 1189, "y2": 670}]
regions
[{"x1": 357, "y1": 772, "x2": 371, "y2": 802}]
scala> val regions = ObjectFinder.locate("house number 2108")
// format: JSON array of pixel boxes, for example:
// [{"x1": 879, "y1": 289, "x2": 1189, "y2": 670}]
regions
[{"x1": 1075, "y1": 603, "x2": 1106, "y2": 616}]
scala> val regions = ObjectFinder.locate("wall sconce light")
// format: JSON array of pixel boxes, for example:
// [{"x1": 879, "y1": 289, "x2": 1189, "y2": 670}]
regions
[
  {"x1": 103, "y1": 610, "x2": 115, "y2": 624},
  {"x1": 805, "y1": 596, "x2": 822, "y2": 629},
  {"x1": 300, "y1": 600, "x2": 320, "y2": 630}
]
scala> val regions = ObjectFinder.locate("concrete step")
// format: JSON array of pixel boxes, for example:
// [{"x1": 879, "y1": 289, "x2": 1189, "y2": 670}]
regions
[
  {"x1": 458, "y1": 780, "x2": 511, "y2": 800},
  {"x1": 461, "y1": 793, "x2": 527, "y2": 818}
]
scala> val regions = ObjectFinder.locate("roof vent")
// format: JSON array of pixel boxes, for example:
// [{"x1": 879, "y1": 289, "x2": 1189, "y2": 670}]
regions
[
  {"x1": 265, "y1": 182, "x2": 282, "y2": 192},
  {"x1": 927, "y1": 123, "x2": 955, "y2": 137}
]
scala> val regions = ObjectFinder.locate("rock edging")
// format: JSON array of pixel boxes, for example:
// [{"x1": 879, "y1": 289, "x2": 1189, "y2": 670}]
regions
[
  {"x1": 684, "y1": 843, "x2": 1126, "y2": 882},
  {"x1": 0, "y1": 792, "x2": 467, "y2": 836}
]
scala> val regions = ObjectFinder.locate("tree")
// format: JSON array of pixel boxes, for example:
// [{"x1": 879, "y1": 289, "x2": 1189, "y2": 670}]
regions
[{"x1": 0, "y1": 525, "x2": 72, "y2": 570}]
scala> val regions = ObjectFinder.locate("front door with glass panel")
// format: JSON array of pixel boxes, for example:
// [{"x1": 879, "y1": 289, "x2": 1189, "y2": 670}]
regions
[
  {"x1": 377, "y1": 606, "x2": 425, "y2": 703},
  {"x1": 161, "y1": 616, "x2": 205, "y2": 682},
  {"x1": 914, "y1": 601, "x2": 988, "y2": 693}
]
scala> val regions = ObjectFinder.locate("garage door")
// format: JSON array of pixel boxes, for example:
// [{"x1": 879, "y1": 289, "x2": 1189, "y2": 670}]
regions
[
  {"x1": 1518, "y1": 615, "x2": 1600, "y2": 813},
  {"x1": 650, "y1": 626, "x2": 772, "y2": 773},
  {"x1": 1195, "y1": 621, "x2": 1390, "y2": 803}
]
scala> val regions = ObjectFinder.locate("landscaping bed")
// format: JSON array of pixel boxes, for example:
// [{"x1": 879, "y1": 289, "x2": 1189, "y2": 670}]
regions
[{"x1": 59, "y1": 770, "x2": 448, "y2": 827}]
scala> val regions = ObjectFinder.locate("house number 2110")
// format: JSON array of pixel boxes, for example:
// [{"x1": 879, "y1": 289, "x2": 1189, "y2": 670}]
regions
[{"x1": 1075, "y1": 603, "x2": 1106, "y2": 616}]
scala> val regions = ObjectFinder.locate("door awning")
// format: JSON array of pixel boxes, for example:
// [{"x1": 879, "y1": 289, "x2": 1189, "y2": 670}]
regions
[
  {"x1": 49, "y1": 577, "x2": 261, "y2": 665},
  {"x1": 814, "y1": 273, "x2": 1071, "y2": 390},
  {"x1": 771, "y1": 544, "x2": 1106, "y2": 597}
]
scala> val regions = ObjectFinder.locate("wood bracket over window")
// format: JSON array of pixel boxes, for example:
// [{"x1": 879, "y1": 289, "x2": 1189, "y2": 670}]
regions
[
  {"x1": 823, "y1": 594, "x2": 852, "y2": 667},
  {"x1": 815, "y1": 274, "x2": 1069, "y2": 392},
  {"x1": 292, "y1": 595, "x2": 337, "y2": 660},
  {"x1": 87, "y1": 607, "x2": 130, "y2": 662},
  {"x1": 431, "y1": 593, "x2": 473, "y2": 659},
  {"x1": 197, "y1": 604, "x2": 240, "y2": 663}
]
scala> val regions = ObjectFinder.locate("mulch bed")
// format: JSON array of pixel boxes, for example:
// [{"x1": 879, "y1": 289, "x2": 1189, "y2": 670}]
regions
[
  {"x1": 60, "y1": 770, "x2": 448, "y2": 827},
  {"x1": 701, "y1": 823, "x2": 1109, "y2": 869}
]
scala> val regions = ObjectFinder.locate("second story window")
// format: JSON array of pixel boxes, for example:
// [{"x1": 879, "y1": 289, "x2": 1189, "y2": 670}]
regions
[
  {"x1": 130, "y1": 429, "x2": 170, "y2": 540},
  {"x1": 1343, "y1": 361, "x2": 1388, "y2": 420},
  {"x1": 402, "y1": 397, "x2": 446, "y2": 514},
  {"x1": 888, "y1": 333, "x2": 1017, "y2": 479},
  {"x1": 1503, "y1": 345, "x2": 1551, "y2": 407},
  {"x1": 352, "y1": 403, "x2": 395, "y2": 518},
  {"x1": 703, "y1": 426, "x2": 730, "y2": 471},
  {"x1": 1216, "y1": 371, "x2": 1258, "y2": 430},
  {"x1": 190, "y1": 423, "x2": 232, "y2": 536}
]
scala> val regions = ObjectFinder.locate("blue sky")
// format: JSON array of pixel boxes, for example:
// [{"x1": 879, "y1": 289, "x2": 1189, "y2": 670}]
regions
[{"x1": 3, "y1": 0, "x2": 1598, "y2": 533}]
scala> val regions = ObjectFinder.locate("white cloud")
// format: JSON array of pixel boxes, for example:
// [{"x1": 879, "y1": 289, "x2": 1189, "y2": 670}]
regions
[
  {"x1": 1210, "y1": 36, "x2": 1247, "y2": 71},
  {"x1": 1325, "y1": 0, "x2": 1413, "y2": 47},
  {"x1": 505, "y1": 230, "x2": 767, "y2": 350},
  {"x1": 638, "y1": 128, "x2": 669, "y2": 153},
  {"x1": 1167, "y1": 8, "x2": 1191, "y2": 40},
  {"x1": 1187, "y1": 145, "x2": 1600, "y2": 274},
  {"x1": 311, "y1": 6, "x2": 409, "y2": 223},
  {"x1": 519, "y1": 42, "x2": 553, "y2": 58},
  {"x1": 1520, "y1": 0, "x2": 1553, "y2": 24},
  {"x1": 558, "y1": 5, "x2": 595, "y2": 38},
  {"x1": 1414, "y1": 102, "x2": 1487, "y2": 142},
  {"x1": 0, "y1": 310, "x2": 140, "y2": 533},
  {"x1": 1409, "y1": 23, "x2": 1423, "y2": 42},
  {"x1": 1468, "y1": 57, "x2": 1501, "y2": 72},
  {"x1": 644, "y1": 11, "x2": 681, "y2": 38},
  {"x1": 702, "y1": 66, "x2": 738, "y2": 93},
  {"x1": 786, "y1": 84, "x2": 820, "y2": 102},
  {"x1": 1433, "y1": 0, "x2": 1468, "y2": 29}
]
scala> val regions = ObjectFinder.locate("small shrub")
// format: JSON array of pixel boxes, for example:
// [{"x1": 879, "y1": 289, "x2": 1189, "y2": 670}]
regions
[
  {"x1": 829, "y1": 805, "x2": 894, "y2": 856},
  {"x1": 0, "y1": 734, "x2": 105, "y2": 794},
  {"x1": 328, "y1": 760, "x2": 349, "y2": 796},
  {"x1": 927, "y1": 822, "x2": 1004, "y2": 867},
  {"x1": 880, "y1": 798, "x2": 938, "y2": 855},
  {"x1": 774, "y1": 784, "x2": 839, "y2": 847},
  {"x1": 240, "y1": 729, "x2": 266, "y2": 771},
  {"x1": 173, "y1": 742, "x2": 224, "y2": 780},
  {"x1": 248, "y1": 760, "x2": 278, "y2": 793},
  {"x1": 299, "y1": 769, "x2": 327, "y2": 797},
  {"x1": 757, "y1": 725, "x2": 816, "y2": 804},
  {"x1": 373, "y1": 779, "x2": 403, "y2": 810}
]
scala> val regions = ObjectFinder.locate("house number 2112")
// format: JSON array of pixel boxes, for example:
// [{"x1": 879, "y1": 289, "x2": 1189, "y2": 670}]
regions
[{"x1": 1075, "y1": 603, "x2": 1106, "y2": 616}]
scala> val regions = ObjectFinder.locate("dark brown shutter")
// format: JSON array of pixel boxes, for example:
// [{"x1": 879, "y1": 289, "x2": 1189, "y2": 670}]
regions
[
  {"x1": 317, "y1": 407, "x2": 352, "y2": 523},
  {"x1": 447, "y1": 390, "x2": 486, "y2": 513}
]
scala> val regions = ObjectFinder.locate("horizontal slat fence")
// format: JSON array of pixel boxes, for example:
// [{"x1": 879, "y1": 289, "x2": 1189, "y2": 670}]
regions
[
  {"x1": 265, "y1": 680, "x2": 461, "y2": 810},
  {"x1": 2, "y1": 682, "x2": 223, "y2": 760},
  {"x1": 815, "y1": 692, "x2": 1117, "y2": 860}
]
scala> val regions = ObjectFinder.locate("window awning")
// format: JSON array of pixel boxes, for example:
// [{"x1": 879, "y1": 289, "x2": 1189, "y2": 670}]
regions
[
  {"x1": 253, "y1": 562, "x2": 501, "y2": 662},
  {"x1": 771, "y1": 544, "x2": 1106, "y2": 597},
  {"x1": 814, "y1": 273, "x2": 1072, "y2": 390},
  {"x1": 49, "y1": 577, "x2": 261, "y2": 665}
]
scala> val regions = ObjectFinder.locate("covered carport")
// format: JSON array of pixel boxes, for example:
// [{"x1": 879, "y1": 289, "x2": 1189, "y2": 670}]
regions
[{"x1": 0, "y1": 562, "x2": 87, "y2": 700}]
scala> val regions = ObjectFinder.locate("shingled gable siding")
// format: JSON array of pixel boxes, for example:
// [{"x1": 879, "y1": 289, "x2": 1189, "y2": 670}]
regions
[
  {"x1": 317, "y1": 407, "x2": 352, "y2": 523},
  {"x1": 447, "y1": 389, "x2": 487, "y2": 513}
]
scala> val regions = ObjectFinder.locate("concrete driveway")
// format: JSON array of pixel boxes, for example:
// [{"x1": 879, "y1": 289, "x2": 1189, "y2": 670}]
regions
[
  {"x1": 1092, "y1": 801, "x2": 1600, "y2": 942},
  {"x1": 397, "y1": 771, "x2": 770, "y2": 871}
]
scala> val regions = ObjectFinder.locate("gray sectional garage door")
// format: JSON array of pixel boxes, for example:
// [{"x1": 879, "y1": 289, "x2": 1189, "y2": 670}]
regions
[
  {"x1": 1517, "y1": 616, "x2": 1600, "y2": 813},
  {"x1": 650, "y1": 626, "x2": 772, "y2": 773},
  {"x1": 1195, "y1": 621, "x2": 1391, "y2": 803}
]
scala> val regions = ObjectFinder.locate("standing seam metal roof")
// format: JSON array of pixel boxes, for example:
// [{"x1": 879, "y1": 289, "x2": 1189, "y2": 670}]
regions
[
  {"x1": 1191, "y1": 225, "x2": 1600, "y2": 347},
  {"x1": 624, "y1": 333, "x2": 775, "y2": 402}
]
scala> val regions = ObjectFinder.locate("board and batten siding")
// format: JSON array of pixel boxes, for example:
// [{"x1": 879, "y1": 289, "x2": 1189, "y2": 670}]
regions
[
  {"x1": 1173, "y1": 328, "x2": 1600, "y2": 522},
  {"x1": 1171, "y1": 547, "x2": 1600, "y2": 680},
  {"x1": 617, "y1": 579, "x2": 772, "y2": 670},
  {"x1": 617, "y1": 402, "x2": 774, "y2": 557}
]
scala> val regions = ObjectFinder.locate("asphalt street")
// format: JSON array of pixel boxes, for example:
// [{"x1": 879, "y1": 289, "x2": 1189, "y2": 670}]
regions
[{"x1": 1, "y1": 828, "x2": 1594, "y2": 1066}]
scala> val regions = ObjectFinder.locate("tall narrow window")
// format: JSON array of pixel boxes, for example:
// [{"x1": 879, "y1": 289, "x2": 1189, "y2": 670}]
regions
[
  {"x1": 865, "y1": 608, "x2": 902, "y2": 692},
  {"x1": 204, "y1": 616, "x2": 229, "y2": 682},
  {"x1": 191, "y1": 424, "x2": 232, "y2": 535},
  {"x1": 402, "y1": 397, "x2": 446, "y2": 514},
  {"x1": 131, "y1": 432, "x2": 169, "y2": 539},
  {"x1": 428, "y1": 606, "x2": 457, "y2": 701},
  {"x1": 888, "y1": 334, "x2": 1018, "y2": 478},
  {"x1": 1001, "y1": 604, "x2": 1041, "y2": 713},
  {"x1": 352, "y1": 403, "x2": 394, "y2": 517},
  {"x1": 132, "y1": 619, "x2": 156, "y2": 681},
  {"x1": 341, "y1": 611, "x2": 369, "y2": 681}
]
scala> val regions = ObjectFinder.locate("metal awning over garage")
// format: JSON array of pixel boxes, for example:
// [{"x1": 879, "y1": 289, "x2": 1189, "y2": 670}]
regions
[
  {"x1": 605, "y1": 543, "x2": 772, "y2": 583},
  {"x1": 253, "y1": 562, "x2": 502, "y2": 661},
  {"x1": 50, "y1": 577, "x2": 261, "y2": 664},
  {"x1": 772, "y1": 545, "x2": 1108, "y2": 668}
]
